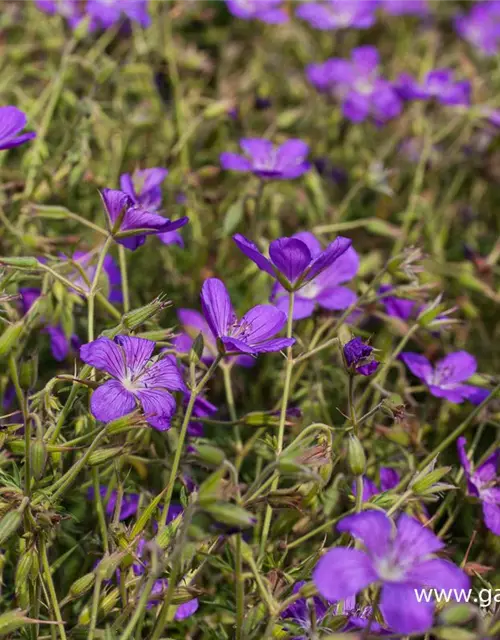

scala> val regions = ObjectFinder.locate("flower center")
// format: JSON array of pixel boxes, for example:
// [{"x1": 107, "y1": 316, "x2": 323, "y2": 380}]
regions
[{"x1": 375, "y1": 556, "x2": 406, "y2": 582}]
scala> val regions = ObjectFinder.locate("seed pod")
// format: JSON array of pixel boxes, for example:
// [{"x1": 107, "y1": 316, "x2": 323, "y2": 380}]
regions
[
  {"x1": 204, "y1": 503, "x2": 256, "y2": 528},
  {"x1": 78, "y1": 587, "x2": 120, "y2": 625},
  {"x1": 15, "y1": 553, "x2": 33, "y2": 593},
  {"x1": 346, "y1": 435, "x2": 366, "y2": 476},
  {"x1": 0, "y1": 609, "x2": 35, "y2": 635},
  {"x1": 0, "y1": 510, "x2": 23, "y2": 546},
  {"x1": 0, "y1": 322, "x2": 24, "y2": 359},
  {"x1": 19, "y1": 354, "x2": 38, "y2": 391},
  {"x1": 193, "y1": 444, "x2": 225, "y2": 466},
  {"x1": 0, "y1": 256, "x2": 39, "y2": 268},
  {"x1": 88, "y1": 447, "x2": 123, "y2": 467},
  {"x1": 96, "y1": 552, "x2": 125, "y2": 581},
  {"x1": 30, "y1": 438, "x2": 47, "y2": 481},
  {"x1": 68, "y1": 572, "x2": 95, "y2": 599},
  {"x1": 121, "y1": 297, "x2": 170, "y2": 330}
]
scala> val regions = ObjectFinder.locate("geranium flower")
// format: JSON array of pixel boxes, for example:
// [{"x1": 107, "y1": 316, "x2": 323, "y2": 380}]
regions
[
  {"x1": 226, "y1": 0, "x2": 288, "y2": 23},
  {"x1": 455, "y1": 2, "x2": 500, "y2": 56},
  {"x1": 35, "y1": 0, "x2": 150, "y2": 30},
  {"x1": 80, "y1": 336, "x2": 186, "y2": 430},
  {"x1": 0, "y1": 106, "x2": 36, "y2": 150},
  {"x1": 65, "y1": 251, "x2": 122, "y2": 303},
  {"x1": 400, "y1": 351, "x2": 489, "y2": 404},
  {"x1": 396, "y1": 70, "x2": 471, "y2": 106},
  {"x1": 87, "y1": 486, "x2": 183, "y2": 523},
  {"x1": 296, "y1": 0, "x2": 376, "y2": 30},
  {"x1": 344, "y1": 337, "x2": 380, "y2": 376},
  {"x1": 313, "y1": 511, "x2": 470, "y2": 634}
]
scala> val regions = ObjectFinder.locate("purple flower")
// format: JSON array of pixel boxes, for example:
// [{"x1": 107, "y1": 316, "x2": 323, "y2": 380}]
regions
[
  {"x1": 186, "y1": 394, "x2": 219, "y2": 438},
  {"x1": 86, "y1": 0, "x2": 150, "y2": 29},
  {"x1": 457, "y1": 437, "x2": 500, "y2": 535},
  {"x1": 307, "y1": 47, "x2": 402, "y2": 124},
  {"x1": 396, "y1": 70, "x2": 471, "y2": 106},
  {"x1": 378, "y1": 285, "x2": 416, "y2": 321},
  {"x1": 220, "y1": 138, "x2": 310, "y2": 180},
  {"x1": 87, "y1": 486, "x2": 183, "y2": 523},
  {"x1": 270, "y1": 232, "x2": 359, "y2": 320},
  {"x1": 344, "y1": 337, "x2": 380, "y2": 376},
  {"x1": 226, "y1": 0, "x2": 288, "y2": 24},
  {"x1": 200, "y1": 278, "x2": 295, "y2": 355},
  {"x1": 313, "y1": 511, "x2": 470, "y2": 634},
  {"x1": 80, "y1": 336, "x2": 187, "y2": 430},
  {"x1": 0, "y1": 106, "x2": 36, "y2": 151},
  {"x1": 296, "y1": 0, "x2": 377, "y2": 30},
  {"x1": 400, "y1": 351, "x2": 490, "y2": 405},
  {"x1": 119, "y1": 167, "x2": 185, "y2": 248},
  {"x1": 455, "y1": 2, "x2": 500, "y2": 56},
  {"x1": 233, "y1": 233, "x2": 351, "y2": 291},
  {"x1": 281, "y1": 581, "x2": 330, "y2": 638},
  {"x1": 379, "y1": 0, "x2": 428, "y2": 16},
  {"x1": 352, "y1": 467, "x2": 400, "y2": 502},
  {"x1": 100, "y1": 188, "x2": 188, "y2": 251}
]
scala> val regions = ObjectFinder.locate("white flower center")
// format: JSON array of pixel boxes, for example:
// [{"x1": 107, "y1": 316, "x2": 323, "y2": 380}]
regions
[{"x1": 375, "y1": 556, "x2": 406, "y2": 582}]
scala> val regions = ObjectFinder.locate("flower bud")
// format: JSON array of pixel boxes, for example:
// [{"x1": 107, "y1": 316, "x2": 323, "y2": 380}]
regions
[
  {"x1": 122, "y1": 297, "x2": 170, "y2": 330},
  {"x1": 19, "y1": 354, "x2": 38, "y2": 391},
  {"x1": 346, "y1": 435, "x2": 366, "y2": 476},
  {"x1": 30, "y1": 438, "x2": 47, "y2": 481},
  {"x1": 15, "y1": 553, "x2": 34, "y2": 593},
  {"x1": 438, "y1": 603, "x2": 476, "y2": 626},
  {"x1": 189, "y1": 333, "x2": 204, "y2": 365},
  {"x1": 0, "y1": 609, "x2": 36, "y2": 635},
  {"x1": 0, "y1": 322, "x2": 24, "y2": 359},
  {"x1": 106, "y1": 412, "x2": 143, "y2": 435},
  {"x1": 192, "y1": 444, "x2": 225, "y2": 467},
  {"x1": 96, "y1": 552, "x2": 125, "y2": 581},
  {"x1": 0, "y1": 509, "x2": 23, "y2": 545},
  {"x1": 67, "y1": 573, "x2": 96, "y2": 600},
  {"x1": 0, "y1": 256, "x2": 39, "y2": 268},
  {"x1": 78, "y1": 587, "x2": 119, "y2": 626},
  {"x1": 204, "y1": 502, "x2": 256, "y2": 528},
  {"x1": 410, "y1": 459, "x2": 452, "y2": 495},
  {"x1": 88, "y1": 446, "x2": 124, "y2": 467}
]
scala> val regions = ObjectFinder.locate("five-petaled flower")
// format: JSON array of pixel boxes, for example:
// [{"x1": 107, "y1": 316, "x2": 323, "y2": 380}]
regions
[
  {"x1": 313, "y1": 511, "x2": 470, "y2": 634},
  {"x1": 400, "y1": 351, "x2": 489, "y2": 404},
  {"x1": 80, "y1": 335, "x2": 187, "y2": 430},
  {"x1": 233, "y1": 233, "x2": 351, "y2": 292},
  {"x1": 296, "y1": 0, "x2": 376, "y2": 30},
  {"x1": 344, "y1": 337, "x2": 380, "y2": 376},
  {"x1": 226, "y1": 0, "x2": 288, "y2": 23},
  {"x1": 220, "y1": 138, "x2": 311, "y2": 180},
  {"x1": 200, "y1": 278, "x2": 295, "y2": 355},
  {"x1": 457, "y1": 437, "x2": 500, "y2": 535},
  {"x1": 396, "y1": 69, "x2": 471, "y2": 106},
  {"x1": 100, "y1": 188, "x2": 188, "y2": 251},
  {"x1": 270, "y1": 232, "x2": 359, "y2": 319},
  {"x1": 0, "y1": 106, "x2": 36, "y2": 151}
]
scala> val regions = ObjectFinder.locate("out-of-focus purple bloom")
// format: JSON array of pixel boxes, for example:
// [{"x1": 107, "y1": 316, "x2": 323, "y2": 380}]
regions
[
  {"x1": 186, "y1": 394, "x2": 219, "y2": 438},
  {"x1": 65, "y1": 251, "x2": 122, "y2": 304},
  {"x1": 455, "y1": 2, "x2": 500, "y2": 56},
  {"x1": 226, "y1": 0, "x2": 288, "y2": 24},
  {"x1": 87, "y1": 486, "x2": 183, "y2": 524},
  {"x1": 220, "y1": 138, "x2": 310, "y2": 180},
  {"x1": 173, "y1": 309, "x2": 253, "y2": 367},
  {"x1": 296, "y1": 0, "x2": 376, "y2": 30},
  {"x1": 396, "y1": 70, "x2": 471, "y2": 106},
  {"x1": 86, "y1": 0, "x2": 151, "y2": 29},
  {"x1": 0, "y1": 106, "x2": 36, "y2": 151},
  {"x1": 400, "y1": 351, "x2": 490, "y2": 405},
  {"x1": 457, "y1": 437, "x2": 500, "y2": 535},
  {"x1": 314, "y1": 511, "x2": 470, "y2": 634},
  {"x1": 100, "y1": 188, "x2": 188, "y2": 251},
  {"x1": 281, "y1": 580, "x2": 330, "y2": 638},
  {"x1": 379, "y1": 0, "x2": 428, "y2": 16},
  {"x1": 200, "y1": 278, "x2": 295, "y2": 355},
  {"x1": 80, "y1": 336, "x2": 187, "y2": 430},
  {"x1": 307, "y1": 47, "x2": 402, "y2": 124},
  {"x1": 254, "y1": 95, "x2": 272, "y2": 110},
  {"x1": 233, "y1": 233, "x2": 351, "y2": 291},
  {"x1": 352, "y1": 467, "x2": 400, "y2": 502},
  {"x1": 270, "y1": 232, "x2": 359, "y2": 320},
  {"x1": 344, "y1": 337, "x2": 380, "y2": 376},
  {"x1": 378, "y1": 285, "x2": 415, "y2": 322}
]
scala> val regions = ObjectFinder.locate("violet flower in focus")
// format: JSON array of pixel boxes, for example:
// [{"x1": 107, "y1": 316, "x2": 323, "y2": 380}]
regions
[
  {"x1": 0, "y1": 106, "x2": 36, "y2": 151},
  {"x1": 296, "y1": 0, "x2": 377, "y2": 30},
  {"x1": 344, "y1": 337, "x2": 380, "y2": 376},
  {"x1": 313, "y1": 511, "x2": 470, "y2": 634},
  {"x1": 270, "y1": 232, "x2": 359, "y2": 320},
  {"x1": 220, "y1": 138, "x2": 310, "y2": 180},
  {"x1": 200, "y1": 278, "x2": 295, "y2": 355},
  {"x1": 100, "y1": 188, "x2": 188, "y2": 251},
  {"x1": 457, "y1": 437, "x2": 500, "y2": 535},
  {"x1": 233, "y1": 232, "x2": 351, "y2": 291},
  {"x1": 226, "y1": 0, "x2": 288, "y2": 23},
  {"x1": 307, "y1": 47, "x2": 402, "y2": 124},
  {"x1": 396, "y1": 70, "x2": 471, "y2": 106},
  {"x1": 400, "y1": 351, "x2": 490, "y2": 405},
  {"x1": 80, "y1": 336, "x2": 187, "y2": 430}
]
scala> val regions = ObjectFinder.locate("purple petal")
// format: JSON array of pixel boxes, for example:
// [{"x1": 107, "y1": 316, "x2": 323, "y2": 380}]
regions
[
  {"x1": 482, "y1": 501, "x2": 500, "y2": 535},
  {"x1": 220, "y1": 152, "x2": 252, "y2": 172},
  {"x1": 157, "y1": 230, "x2": 184, "y2": 247},
  {"x1": 357, "y1": 361, "x2": 380, "y2": 376},
  {"x1": 240, "y1": 305, "x2": 288, "y2": 345},
  {"x1": 221, "y1": 336, "x2": 257, "y2": 354},
  {"x1": 114, "y1": 336, "x2": 155, "y2": 376},
  {"x1": 0, "y1": 106, "x2": 28, "y2": 139},
  {"x1": 178, "y1": 309, "x2": 211, "y2": 336},
  {"x1": 400, "y1": 352, "x2": 433, "y2": 384},
  {"x1": 435, "y1": 351, "x2": 477, "y2": 384},
  {"x1": 273, "y1": 292, "x2": 316, "y2": 320},
  {"x1": 100, "y1": 188, "x2": 133, "y2": 225},
  {"x1": 380, "y1": 582, "x2": 434, "y2": 635},
  {"x1": 140, "y1": 355, "x2": 187, "y2": 393},
  {"x1": 240, "y1": 138, "x2": 274, "y2": 164},
  {"x1": 246, "y1": 337, "x2": 294, "y2": 353},
  {"x1": 233, "y1": 234, "x2": 276, "y2": 276},
  {"x1": 174, "y1": 598, "x2": 199, "y2": 620},
  {"x1": 407, "y1": 558, "x2": 470, "y2": 591},
  {"x1": 352, "y1": 476, "x2": 379, "y2": 502},
  {"x1": 393, "y1": 514, "x2": 444, "y2": 564},
  {"x1": 90, "y1": 380, "x2": 136, "y2": 423},
  {"x1": 380, "y1": 468, "x2": 400, "y2": 492},
  {"x1": 476, "y1": 449, "x2": 500, "y2": 484},
  {"x1": 20, "y1": 287, "x2": 41, "y2": 315},
  {"x1": 316, "y1": 286, "x2": 357, "y2": 311},
  {"x1": 80, "y1": 337, "x2": 127, "y2": 379},
  {"x1": 313, "y1": 548, "x2": 377, "y2": 601},
  {"x1": 292, "y1": 231, "x2": 322, "y2": 257},
  {"x1": 456, "y1": 437, "x2": 473, "y2": 477},
  {"x1": 316, "y1": 246, "x2": 359, "y2": 286},
  {"x1": 275, "y1": 139, "x2": 310, "y2": 172},
  {"x1": 455, "y1": 384, "x2": 490, "y2": 405},
  {"x1": 45, "y1": 325, "x2": 70, "y2": 361},
  {"x1": 200, "y1": 278, "x2": 234, "y2": 339},
  {"x1": 305, "y1": 236, "x2": 352, "y2": 282},
  {"x1": 136, "y1": 388, "x2": 176, "y2": 431},
  {"x1": 337, "y1": 511, "x2": 392, "y2": 557},
  {"x1": 269, "y1": 237, "x2": 312, "y2": 283},
  {"x1": 119, "y1": 173, "x2": 136, "y2": 200}
]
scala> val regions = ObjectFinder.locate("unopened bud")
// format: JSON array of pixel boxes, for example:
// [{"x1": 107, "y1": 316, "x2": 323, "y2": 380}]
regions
[
  {"x1": 0, "y1": 609, "x2": 36, "y2": 635},
  {"x1": 411, "y1": 460, "x2": 451, "y2": 495},
  {"x1": 19, "y1": 354, "x2": 38, "y2": 391},
  {"x1": 88, "y1": 447, "x2": 124, "y2": 467},
  {"x1": 96, "y1": 552, "x2": 125, "y2": 581},
  {"x1": 346, "y1": 435, "x2": 366, "y2": 476},
  {"x1": 30, "y1": 438, "x2": 47, "y2": 481},
  {"x1": 0, "y1": 322, "x2": 24, "y2": 359},
  {"x1": 203, "y1": 100, "x2": 234, "y2": 119},
  {"x1": 189, "y1": 333, "x2": 204, "y2": 365},
  {"x1": 0, "y1": 509, "x2": 23, "y2": 545},
  {"x1": 68, "y1": 573, "x2": 95, "y2": 600},
  {"x1": 15, "y1": 553, "x2": 34, "y2": 593},
  {"x1": 122, "y1": 297, "x2": 170, "y2": 330},
  {"x1": 77, "y1": 587, "x2": 119, "y2": 626},
  {"x1": 0, "y1": 256, "x2": 39, "y2": 268},
  {"x1": 193, "y1": 444, "x2": 225, "y2": 466},
  {"x1": 106, "y1": 412, "x2": 143, "y2": 434},
  {"x1": 204, "y1": 502, "x2": 255, "y2": 528},
  {"x1": 439, "y1": 603, "x2": 476, "y2": 626}
]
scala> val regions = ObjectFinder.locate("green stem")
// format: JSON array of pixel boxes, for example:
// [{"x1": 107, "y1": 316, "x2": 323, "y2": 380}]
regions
[
  {"x1": 354, "y1": 475, "x2": 364, "y2": 513},
  {"x1": 88, "y1": 236, "x2": 114, "y2": 344},
  {"x1": 9, "y1": 355, "x2": 31, "y2": 497},
  {"x1": 88, "y1": 576, "x2": 103, "y2": 640},
  {"x1": 118, "y1": 245, "x2": 130, "y2": 313},
  {"x1": 91, "y1": 467, "x2": 109, "y2": 554},
  {"x1": 40, "y1": 538, "x2": 67, "y2": 640},
  {"x1": 119, "y1": 574, "x2": 157, "y2": 640}
]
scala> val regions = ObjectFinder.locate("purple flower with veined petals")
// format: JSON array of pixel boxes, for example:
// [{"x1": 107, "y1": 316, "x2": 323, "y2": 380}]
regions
[
  {"x1": 226, "y1": 0, "x2": 288, "y2": 24},
  {"x1": 270, "y1": 232, "x2": 359, "y2": 319},
  {"x1": 457, "y1": 437, "x2": 500, "y2": 535},
  {"x1": 379, "y1": 0, "x2": 428, "y2": 16},
  {"x1": 80, "y1": 336, "x2": 187, "y2": 430},
  {"x1": 200, "y1": 278, "x2": 295, "y2": 355},
  {"x1": 352, "y1": 467, "x2": 400, "y2": 502},
  {"x1": 455, "y1": 2, "x2": 500, "y2": 56},
  {"x1": 220, "y1": 138, "x2": 310, "y2": 180},
  {"x1": 173, "y1": 309, "x2": 254, "y2": 367},
  {"x1": 313, "y1": 511, "x2": 470, "y2": 634},
  {"x1": 307, "y1": 47, "x2": 402, "y2": 124},
  {"x1": 86, "y1": 0, "x2": 150, "y2": 29},
  {"x1": 0, "y1": 106, "x2": 36, "y2": 151},
  {"x1": 296, "y1": 0, "x2": 377, "y2": 30},
  {"x1": 400, "y1": 351, "x2": 490, "y2": 405},
  {"x1": 100, "y1": 188, "x2": 188, "y2": 251},
  {"x1": 396, "y1": 70, "x2": 471, "y2": 106},
  {"x1": 119, "y1": 167, "x2": 185, "y2": 248},
  {"x1": 281, "y1": 581, "x2": 330, "y2": 639},
  {"x1": 344, "y1": 337, "x2": 380, "y2": 376},
  {"x1": 233, "y1": 233, "x2": 351, "y2": 291}
]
